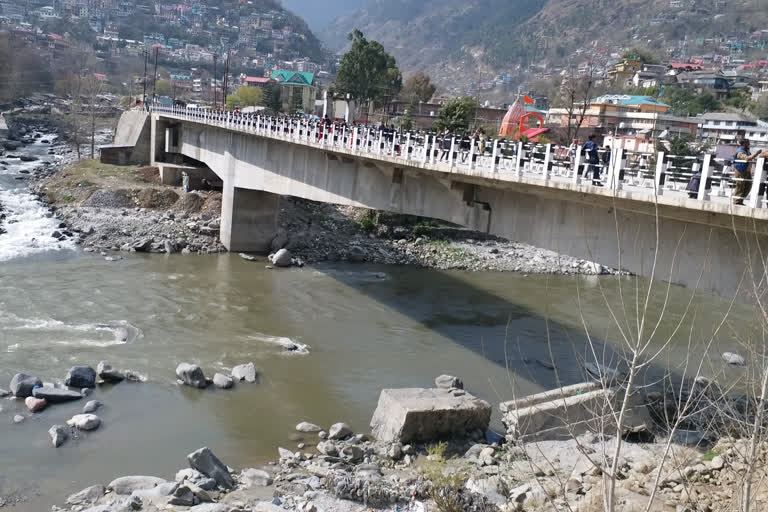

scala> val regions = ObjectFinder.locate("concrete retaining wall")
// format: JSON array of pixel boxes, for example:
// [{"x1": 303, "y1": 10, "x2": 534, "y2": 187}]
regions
[
  {"x1": 501, "y1": 383, "x2": 652, "y2": 443},
  {"x1": 101, "y1": 110, "x2": 151, "y2": 165}
]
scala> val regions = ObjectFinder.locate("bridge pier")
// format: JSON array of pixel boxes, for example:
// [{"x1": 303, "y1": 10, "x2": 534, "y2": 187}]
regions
[{"x1": 220, "y1": 185, "x2": 279, "y2": 252}]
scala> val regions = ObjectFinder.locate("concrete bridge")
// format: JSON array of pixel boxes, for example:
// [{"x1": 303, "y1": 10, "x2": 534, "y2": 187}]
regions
[{"x1": 110, "y1": 106, "x2": 768, "y2": 298}]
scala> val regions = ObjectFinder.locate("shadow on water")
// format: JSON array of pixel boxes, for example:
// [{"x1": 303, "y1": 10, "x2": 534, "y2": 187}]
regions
[{"x1": 313, "y1": 262, "x2": 692, "y2": 394}]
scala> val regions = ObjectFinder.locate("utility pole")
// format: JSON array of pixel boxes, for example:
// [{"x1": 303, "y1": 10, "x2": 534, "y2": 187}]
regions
[
  {"x1": 213, "y1": 54, "x2": 217, "y2": 109},
  {"x1": 151, "y1": 47, "x2": 159, "y2": 108},
  {"x1": 223, "y1": 49, "x2": 231, "y2": 110},
  {"x1": 141, "y1": 48, "x2": 148, "y2": 107}
]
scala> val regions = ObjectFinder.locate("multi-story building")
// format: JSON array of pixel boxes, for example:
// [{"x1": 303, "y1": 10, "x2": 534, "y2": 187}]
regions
[
  {"x1": 546, "y1": 95, "x2": 699, "y2": 140},
  {"x1": 695, "y1": 112, "x2": 768, "y2": 145}
]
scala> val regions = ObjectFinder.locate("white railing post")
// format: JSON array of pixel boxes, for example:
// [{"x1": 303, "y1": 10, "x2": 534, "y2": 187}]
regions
[
  {"x1": 422, "y1": 135, "x2": 430, "y2": 163},
  {"x1": 515, "y1": 142, "x2": 523, "y2": 176},
  {"x1": 448, "y1": 137, "x2": 456, "y2": 167},
  {"x1": 749, "y1": 157, "x2": 765, "y2": 208},
  {"x1": 572, "y1": 146, "x2": 583, "y2": 184},
  {"x1": 431, "y1": 134, "x2": 438, "y2": 164},
  {"x1": 468, "y1": 137, "x2": 476, "y2": 170},
  {"x1": 542, "y1": 143, "x2": 552, "y2": 181},
  {"x1": 342, "y1": 125, "x2": 347, "y2": 148},
  {"x1": 606, "y1": 147, "x2": 621, "y2": 189},
  {"x1": 654, "y1": 152, "x2": 666, "y2": 196},
  {"x1": 697, "y1": 154, "x2": 712, "y2": 201},
  {"x1": 490, "y1": 140, "x2": 499, "y2": 172},
  {"x1": 377, "y1": 130, "x2": 383, "y2": 154},
  {"x1": 405, "y1": 133, "x2": 411, "y2": 161}
]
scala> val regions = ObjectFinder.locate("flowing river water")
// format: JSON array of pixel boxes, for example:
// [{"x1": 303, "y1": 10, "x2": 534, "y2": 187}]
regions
[{"x1": 0, "y1": 134, "x2": 754, "y2": 510}]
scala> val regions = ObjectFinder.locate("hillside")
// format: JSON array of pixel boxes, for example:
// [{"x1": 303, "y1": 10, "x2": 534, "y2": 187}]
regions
[
  {"x1": 323, "y1": 0, "x2": 768, "y2": 91},
  {"x1": 279, "y1": 0, "x2": 367, "y2": 31}
]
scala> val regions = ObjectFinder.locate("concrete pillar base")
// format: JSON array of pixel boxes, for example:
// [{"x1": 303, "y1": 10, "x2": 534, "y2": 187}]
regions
[{"x1": 220, "y1": 186, "x2": 279, "y2": 252}]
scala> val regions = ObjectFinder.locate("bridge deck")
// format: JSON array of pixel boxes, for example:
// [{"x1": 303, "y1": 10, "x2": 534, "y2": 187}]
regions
[{"x1": 153, "y1": 106, "x2": 768, "y2": 224}]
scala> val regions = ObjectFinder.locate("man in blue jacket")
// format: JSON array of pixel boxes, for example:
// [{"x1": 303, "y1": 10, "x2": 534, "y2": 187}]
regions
[{"x1": 582, "y1": 135, "x2": 601, "y2": 186}]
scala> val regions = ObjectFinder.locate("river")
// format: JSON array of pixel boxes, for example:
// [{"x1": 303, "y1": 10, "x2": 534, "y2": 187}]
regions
[{"x1": 0, "y1": 133, "x2": 752, "y2": 510}]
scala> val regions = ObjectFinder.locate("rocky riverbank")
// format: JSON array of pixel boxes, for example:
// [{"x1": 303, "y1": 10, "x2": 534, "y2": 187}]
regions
[
  {"x1": 32, "y1": 159, "x2": 623, "y2": 274},
  {"x1": 38, "y1": 371, "x2": 767, "y2": 512}
]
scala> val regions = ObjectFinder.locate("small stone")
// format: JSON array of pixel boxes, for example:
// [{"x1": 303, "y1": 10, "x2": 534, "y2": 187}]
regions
[
  {"x1": 176, "y1": 362, "x2": 207, "y2": 388},
  {"x1": 66, "y1": 484, "x2": 105, "y2": 505},
  {"x1": 13, "y1": 414, "x2": 25, "y2": 423},
  {"x1": 67, "y1": 413, "x2": 101, "y2": 430},
  {"x1": 388, "y1": 443, "x2": 403, "y2": 460},
  {"x1": 340, "y1": 445, "x2": 363, "y2": 463},
  {"x1": 566, "y1": 476, "x2": 582, "y2": 493},
  {"x1": 316, "y1": 441, "x2": 338, "y2": 456},
  {"x1": 25, "y1": 396, "x2": 47, "y2": 412},
  {"x1": 49, "y1": 424, "x2": 69, "y2": 447},
  {"x1": 722, "y1": 352, "x2": 746, "y2": 367},
  {"x1": 318, "y1": 431, "x2": 328, "y2": 439},
  {"x1": 711, "y1": 456, "x2": 725, "y2": 470},
  {"x1": 240, "y1": 468, "x2": 273, "y2": 487},
  {"x1": 65, "y1": 366, "x2": 97, "y2": 388},
  {"x1": 213, "y1": 373, "x2": 234, "y2": 389},
  {"x1": 328, "y1": 422, "x2": 353, "y2": 440},
  {"x1": 296, "y1": 421, "x2": 322, "y2": 433},
  {"x1": 0, "y1": 388, "x2": 10, "y2": 397},
  {"x1": 278, "y1": 447, "x2": 294, "y2": 459},
  {"x1": 108, "y1": 476, "x2": 169, "y2": 495},
  {"x1": 83, "y1": 400, "x2": 102, "y2": 413},
  {"x1": 435, "y1": 374, "x2": 464, "y2": 389},
  {"x1": 231, "y1": 362, "x2": 258, "y2": 383}
]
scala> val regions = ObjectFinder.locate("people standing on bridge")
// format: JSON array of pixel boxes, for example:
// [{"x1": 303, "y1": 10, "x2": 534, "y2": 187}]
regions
[
  {"x1": 439, "y1": 129, "x2": 451, "y2": 161},
  {"x1": 582, "y1": 135, "x2": 601, "y2": 186},
  {"x1": 733, "y1": 139, "x2": 768, "y2": 205}
]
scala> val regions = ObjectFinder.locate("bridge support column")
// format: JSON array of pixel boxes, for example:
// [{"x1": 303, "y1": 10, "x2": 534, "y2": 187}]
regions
[{"x1": 220, "y1": 186, "x2": 279, "y2": 252}]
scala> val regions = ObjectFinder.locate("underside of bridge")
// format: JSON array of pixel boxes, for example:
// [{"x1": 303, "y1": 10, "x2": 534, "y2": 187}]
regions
[{"x1": 152, "y1": 115, "x2": 768, "y2": 298}]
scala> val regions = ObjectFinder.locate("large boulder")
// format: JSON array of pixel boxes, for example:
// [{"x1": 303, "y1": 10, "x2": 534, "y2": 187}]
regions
[
  {"x1": 296, "y1": 421, "x2": 322, "y2": 433},
  {"x1": 33, "y1": 387, "x2": 83, "y2": 403},
  {"x1": 176, "y1": 363, "x2": 208, "y2": 388},
  {"x1": 10, "y1": 373, "x2": 42, "y2": 397},
  {"x1": 187, "y1": 447, "x2": 235, "y2": 490},
  {"x1": 271, "y1": 248, "x2": 292, "y2": 267},
  {"x1": 231, "y1": 362, "x2": 257, "y2": 383},
  {"x1": 370, "y1": 388, "x2": 491, "y2": 443},
  {"x1": 65, "y1": 366, "x2": 97, "y2": 389},
  {"x1": 108, "y1": 476, "x2": 169, "y2": 495},
  {"x1": 97, "y1": 361, "x2": 125, "y2": 383}
]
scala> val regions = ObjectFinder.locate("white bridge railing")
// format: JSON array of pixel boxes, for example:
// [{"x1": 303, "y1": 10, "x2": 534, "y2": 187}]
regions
[{"x1": 152, "y1": 105, "x2": 768, "y2": 212}]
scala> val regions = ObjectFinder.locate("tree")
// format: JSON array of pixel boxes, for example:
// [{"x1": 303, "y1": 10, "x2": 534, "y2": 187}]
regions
[
  {"x1": 226, "y1": 85, "x2": 264, "y2": 109},
  {"x1": 661, "y1": 87, "x2": 719, "y2": 116},
  {"x1": 263, "y1": 82, "x2": 281, "y2": 112},
  {"x1": 434, "y1": 97, "x2": 476, "y2": 132},
  {"x1": 400, "y1": 72, "x2": 436, "y2": 106},
  {"x1": 155, "y1": 79, "x2": 171, "y2": 97},
  {"x1": 334, "y1": 30, "x2": 402, "y2": 107},
  {"x1": 288, "y1": 88, "x2": 304, "y2": 113},
  {"x1": 622, "y1": 47, "x2": 659, "y2": 64},
  {"x1": 552, "y1": 63, "x2": 598, "y2": 143}
]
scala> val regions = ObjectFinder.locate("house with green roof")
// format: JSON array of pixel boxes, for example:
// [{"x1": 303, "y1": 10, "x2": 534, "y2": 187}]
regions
[{"x1": 270, "y1": 70, "x2": 317, "y2": 113}]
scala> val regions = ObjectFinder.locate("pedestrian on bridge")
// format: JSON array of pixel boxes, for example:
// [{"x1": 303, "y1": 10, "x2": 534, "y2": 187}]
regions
[
  {"x1": 581, "y1": 135, "x2": 601, "y2": 186},
  {"x1": 732, "y1": 139, "x2": 768, "y2": 205}
]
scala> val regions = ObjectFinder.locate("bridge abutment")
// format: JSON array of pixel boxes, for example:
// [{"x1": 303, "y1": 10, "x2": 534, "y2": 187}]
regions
[{"x1": 220, "y1": 185, "x2": 279, "y2": 252}]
